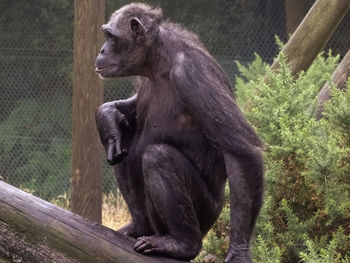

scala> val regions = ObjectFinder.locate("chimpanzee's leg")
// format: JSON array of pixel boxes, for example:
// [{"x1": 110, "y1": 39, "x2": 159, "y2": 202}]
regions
[
  {"x1": 114, "y1": 158, "x2": 153, "y2": 238},
  {"x1": 134, "y1": 144, "x2": 220, "y2": 260}
]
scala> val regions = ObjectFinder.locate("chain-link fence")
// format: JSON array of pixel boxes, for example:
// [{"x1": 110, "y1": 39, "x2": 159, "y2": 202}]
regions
[{"x1": 0, "y1": 0, "x2": 349, "y2": 202}]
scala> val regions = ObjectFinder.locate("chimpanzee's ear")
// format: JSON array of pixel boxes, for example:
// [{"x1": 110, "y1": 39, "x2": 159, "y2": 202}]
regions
[{"x1": 130, "y1": 18, "x2": 145, "y2": 36}]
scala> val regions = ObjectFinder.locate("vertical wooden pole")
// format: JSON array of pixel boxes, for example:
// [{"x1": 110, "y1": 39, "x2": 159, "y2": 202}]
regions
[{"x1": 71, "y1": 0, "x2": 105, "y2": 223}]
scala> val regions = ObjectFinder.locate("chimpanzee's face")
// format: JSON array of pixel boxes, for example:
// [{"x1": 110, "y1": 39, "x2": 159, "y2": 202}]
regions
[{"x1": 95, "y1": 16, "x2": 147, "y2": 78}]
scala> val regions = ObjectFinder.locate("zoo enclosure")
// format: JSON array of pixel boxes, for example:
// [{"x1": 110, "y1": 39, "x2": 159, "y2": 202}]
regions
[{"x1": 0, "y1": 0, "x2": 349, "y2": 207}]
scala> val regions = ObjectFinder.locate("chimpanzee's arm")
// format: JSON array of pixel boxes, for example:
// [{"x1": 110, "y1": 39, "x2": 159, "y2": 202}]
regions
[
  {"x1": 170, "y1": 53, "x2": 264, "y2": 263},
  {"x1": 170, "y1": 53, "x2": 262, "y2": 155},
  {"x1": 114, "y1": 93, "x2": 138, "y2": 119},
  {"x1": 95, "y1": 94, "x2": 137, "y2": 165}
]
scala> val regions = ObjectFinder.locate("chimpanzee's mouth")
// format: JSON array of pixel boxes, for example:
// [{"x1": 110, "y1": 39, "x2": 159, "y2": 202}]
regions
[{"x1": 95, "y1": 64, "x2": 117, "y2": 73}]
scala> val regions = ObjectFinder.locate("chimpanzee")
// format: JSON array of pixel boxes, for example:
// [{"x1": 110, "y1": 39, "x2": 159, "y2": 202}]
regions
[{"x1": 95, "y1": 3, "x2": 264, "y2": 263}]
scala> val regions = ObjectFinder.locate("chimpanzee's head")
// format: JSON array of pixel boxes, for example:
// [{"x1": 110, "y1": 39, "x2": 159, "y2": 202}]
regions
[{"x1": 95, "y1": 3, "x2": 163, "y2": 78}]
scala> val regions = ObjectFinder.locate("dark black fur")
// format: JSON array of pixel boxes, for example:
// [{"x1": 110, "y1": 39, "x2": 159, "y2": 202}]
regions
[{"x1": 95, "y1": 3, "x2": 264, "y2": 262}]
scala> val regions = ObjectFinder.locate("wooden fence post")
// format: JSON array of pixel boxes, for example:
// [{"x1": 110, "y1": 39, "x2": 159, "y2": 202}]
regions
[
  {"x1": 270, "y1": 0, "x2": 350, "y2": 77},
  {"x1": 71, "y1": 0, "x2": 105, "y2": 223}
]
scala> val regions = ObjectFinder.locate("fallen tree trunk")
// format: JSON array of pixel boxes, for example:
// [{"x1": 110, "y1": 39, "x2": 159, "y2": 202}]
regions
[
  {"x1": 269, "y1": 0, "x2": 350, "y2": 78},
  {"x1": 316, "y1": 50, "x2": 350, "y2": 120},
  {"x1": 0, "y1": 180, "x2": 188, "y2": 263}
]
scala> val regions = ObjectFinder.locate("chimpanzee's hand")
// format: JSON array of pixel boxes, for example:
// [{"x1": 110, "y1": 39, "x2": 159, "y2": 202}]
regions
[
  {"x1": 103, "y1": 112, "x2": 129, "y2": 165},
  {"x1": 104, "y1": 134, "x2": 128, "y2": 165},
  {"x1": 96, "y1": 103, "x2": 130, "y2": 165}
]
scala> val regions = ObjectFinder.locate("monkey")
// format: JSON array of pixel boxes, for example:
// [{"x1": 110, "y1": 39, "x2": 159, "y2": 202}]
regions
[{"x1": 95, "y1": 3, "x2": 264, "y2": 262}]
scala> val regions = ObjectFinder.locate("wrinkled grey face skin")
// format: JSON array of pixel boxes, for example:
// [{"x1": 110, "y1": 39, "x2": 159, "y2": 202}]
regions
[
  {"x1": 95, "y1": 24, "x2": 126, "y2": 78},
  {"x1": 95, "y1": 13, "x2": 148, "y2": 78}
]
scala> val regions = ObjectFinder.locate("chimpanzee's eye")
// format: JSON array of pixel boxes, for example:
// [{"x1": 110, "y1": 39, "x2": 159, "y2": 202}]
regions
[{"x1": 105, "y1": 31, "x2": 119, "y2": 43}]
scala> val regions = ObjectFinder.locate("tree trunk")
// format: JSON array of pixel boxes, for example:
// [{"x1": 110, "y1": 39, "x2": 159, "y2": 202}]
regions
[
  {"x1": 270, "y1": 0, "x2": 350, "y2": 78},
  {"x1": 316, "y1": 49, "x2": 350, "y2": 119},
  {"x1": 285, "y1": 0, "x2": 307, "y2": 35},
  {"x1": 0, "y1": 181, "x2": 188, "y2": 263},
  {"x1": 71, "y1": 0, "x2": 104, "y2": 223}
]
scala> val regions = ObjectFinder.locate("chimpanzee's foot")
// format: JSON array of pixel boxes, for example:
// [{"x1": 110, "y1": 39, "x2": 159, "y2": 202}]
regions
[
  {"x1": 134, "y1": 235, "x2": 201, "y2": 260},
  {"x1": 117, "y1": 222, "x2": 153, "y2": 238}
]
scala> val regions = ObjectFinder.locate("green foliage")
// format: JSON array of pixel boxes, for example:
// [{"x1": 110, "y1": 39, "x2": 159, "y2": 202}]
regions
[
  {"x1": 0, "y1": 95, "x2": 71, "y2": 200},
  {"x1": 253, "y1": 235, "x2": 282, "y2": 263},
  {"x1": 247, "y1": 52, "x2": 350, "y2": 262},
  {"x1": 252, "y1": 195, "x2": 282, "y2": 263},
  {"x1": 197, "y1": 52, "x2": 350, "y2": 262},
  {"x1": 324, "y1": 81, "x2": 350, "y2": 137},
  {"x1": 196, "y1": 184, "x2": 230, "y2": 262},
  {"x1": 0, "y1": 0, "x2": 73, "y2": 49},
  {"x1": 235, "y1": 53, "x2": 268, "y2": 107}
]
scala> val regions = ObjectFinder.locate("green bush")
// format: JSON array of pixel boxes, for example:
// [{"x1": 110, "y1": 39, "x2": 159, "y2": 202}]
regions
[{"x1": 196, "y1": 52, "x2": 350, "y2": 262}]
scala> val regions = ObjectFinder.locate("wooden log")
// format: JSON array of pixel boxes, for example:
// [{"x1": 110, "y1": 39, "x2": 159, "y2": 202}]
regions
[
  {"x1": 0, "y1": 221, "x2": 76, "y2": 263},
  {"x1": 0, "y1": 181, "x2": 189, "y2": 263},
  {"x1": 71, "y1": 0, "x2": 105, "y2": 222},
  {"x1": 270, "y1": 0, "x2": 350, "y2": 78},
  {"x1": 316, "y1": 49, "x2": 350, "y2": 120}
]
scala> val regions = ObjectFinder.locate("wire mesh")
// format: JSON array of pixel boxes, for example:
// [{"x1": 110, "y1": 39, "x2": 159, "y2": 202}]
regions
[{"x1": 0, "y1": 0, "x2": 349, "y2": 202}]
